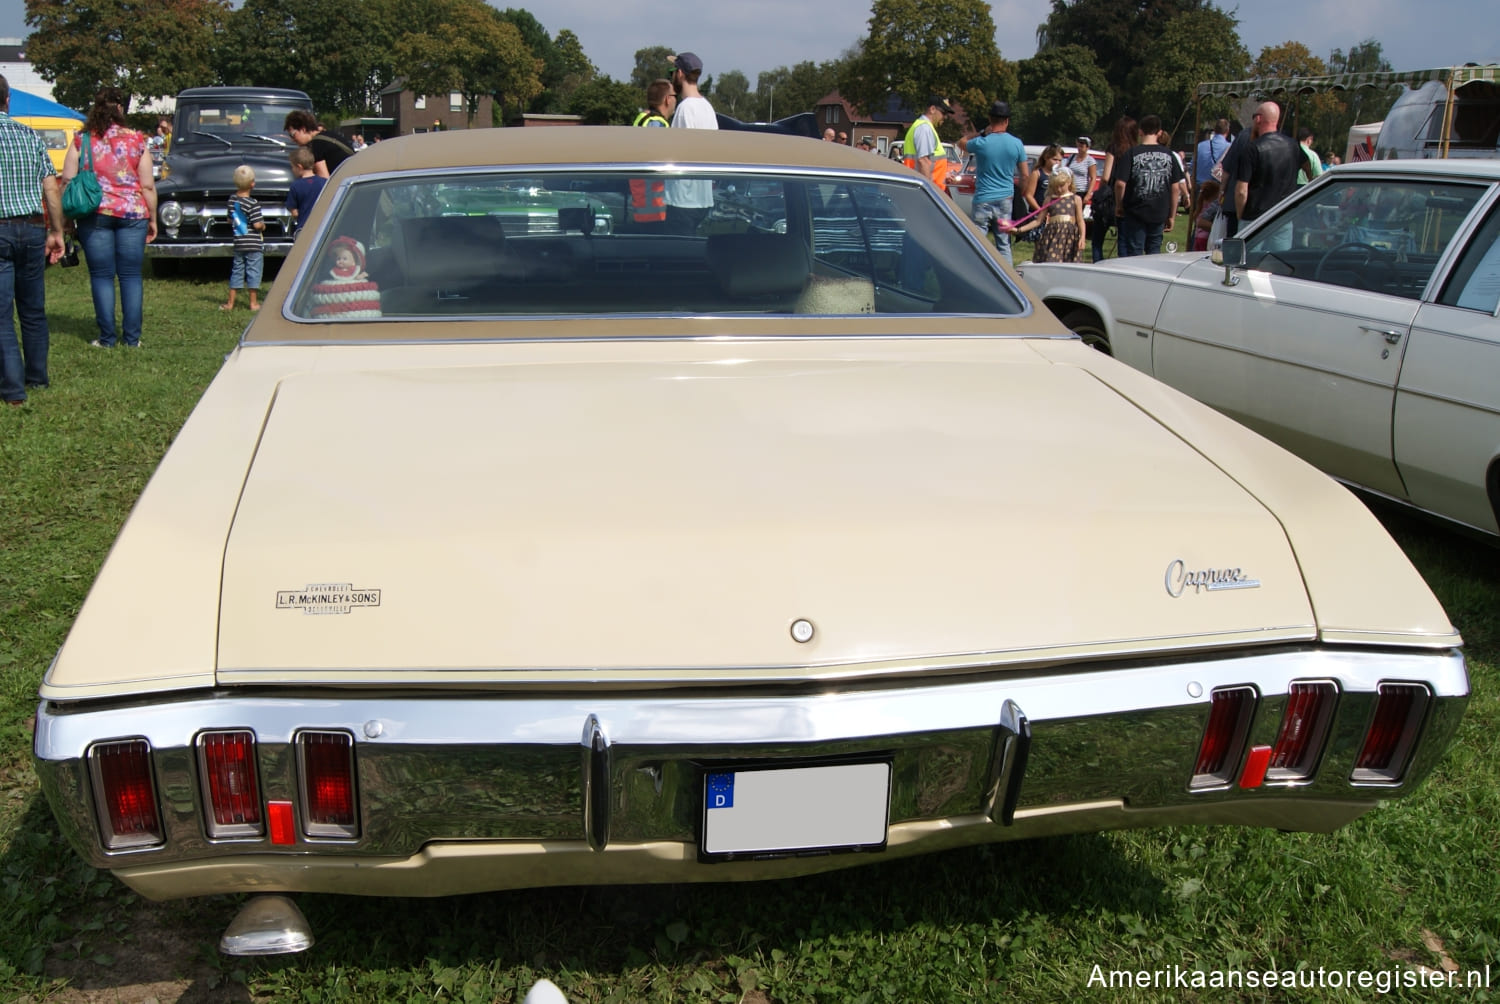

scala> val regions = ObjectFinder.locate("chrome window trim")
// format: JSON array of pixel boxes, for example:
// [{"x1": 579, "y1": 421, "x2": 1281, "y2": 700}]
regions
[{"x1": 278, "y1": 162, "x2": 1030, "y2": 329}]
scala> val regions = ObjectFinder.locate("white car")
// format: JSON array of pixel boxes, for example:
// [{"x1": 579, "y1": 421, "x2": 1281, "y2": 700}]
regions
[{"x1": 1022, "y1": 159, "x2": 1500, "y2": 539}]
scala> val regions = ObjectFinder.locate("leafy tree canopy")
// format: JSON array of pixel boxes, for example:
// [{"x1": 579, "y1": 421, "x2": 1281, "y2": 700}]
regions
[
  {"x1": 754, "y1": 59, "x2": 845, "y2": 121},
  {"x1": 1132, "y1": 6, "x2": 1248, "y2": 138},
  {"x1": 1037, "y1": 0, "x2": 1206, "y2": 120},
  {"x1": 1013, "y1": 45, "x2": 1112, "y2": 145},
  {"x1": 567, "y1": 76, "x2": 641, "y2": 125},
  {"x1": 632, "y1": 46, "x2": 677, "y2": 91},
  {"x1": 391, "y1": 0, "x2": 542, "y2": 124},
  {"x1": 840, "y1": 0, "x2": 1015, "y2": 136},
  {"x1": 24, "y1": 0, "x2": 227, "y2": 111}
]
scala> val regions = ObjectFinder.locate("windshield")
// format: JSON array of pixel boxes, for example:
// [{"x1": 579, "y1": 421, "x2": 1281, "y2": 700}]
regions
[
  {"x1": 288, "y1": 168, "x2": 1025, "y2": 323},
  {"x1": 174, "y1": 100, "x2": 298, "y2": 147}
]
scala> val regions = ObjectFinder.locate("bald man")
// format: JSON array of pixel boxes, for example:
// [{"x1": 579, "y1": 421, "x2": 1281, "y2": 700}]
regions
[{"x1": 1234, "y1": 101, "x2": 1300, "y2": 225}]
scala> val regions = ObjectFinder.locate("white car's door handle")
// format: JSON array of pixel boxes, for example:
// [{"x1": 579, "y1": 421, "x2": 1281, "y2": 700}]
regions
[{"x1": 1359, "y1": 325, "x2": 1403, "y2": 345}]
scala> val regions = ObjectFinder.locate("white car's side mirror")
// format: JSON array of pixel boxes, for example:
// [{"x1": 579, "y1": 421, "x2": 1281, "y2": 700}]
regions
[{"x1": 1213, "y1": 238, "x2": 1247, "y2": 285}]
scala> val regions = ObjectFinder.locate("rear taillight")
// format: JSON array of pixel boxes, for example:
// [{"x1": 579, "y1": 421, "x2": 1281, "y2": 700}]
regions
[
  {"x1": 1352, "y1": 683, "x2": 1430, "y2": 784},
  {"x1": 1192, "y1": 686, "x2": 1255, "y2": 789},
  {"x1": 90, "y1": 739, "x2": 164, "y2": 849},
  {"x1": 298, "y1": 731, "x2": 359, "y2": 838},
  {"x1": 199, "y1": 730, "x2": 263, "y2": 838},
  {"x1": 1266, "y1": 682, "x2": 1337, "y2": 782}
]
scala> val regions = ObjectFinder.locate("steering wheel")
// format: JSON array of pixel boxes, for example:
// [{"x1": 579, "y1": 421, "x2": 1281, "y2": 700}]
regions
[{"x1": 1314, "y1": 241, "x2": 1382, "y2": 282}]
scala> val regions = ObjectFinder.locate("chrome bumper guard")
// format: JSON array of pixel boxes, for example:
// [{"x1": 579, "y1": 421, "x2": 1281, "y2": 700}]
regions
[{"x1": 33, "y1": 647, "x2": 1468, "y2": 895}]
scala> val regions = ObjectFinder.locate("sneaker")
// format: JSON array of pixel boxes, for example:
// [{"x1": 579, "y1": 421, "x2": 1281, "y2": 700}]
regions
[{"x1": 89, "y1": 339, "x2": 111, "y2": 348}]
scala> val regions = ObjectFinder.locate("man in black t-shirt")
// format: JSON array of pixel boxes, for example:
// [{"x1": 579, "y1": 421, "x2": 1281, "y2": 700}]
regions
[
  {"x1": 1235, "y1": 101, "x2": 1300, "y2": 225},
  {"x1": 1113, "y1": 114, "x2": 1185, "y2": 257}
]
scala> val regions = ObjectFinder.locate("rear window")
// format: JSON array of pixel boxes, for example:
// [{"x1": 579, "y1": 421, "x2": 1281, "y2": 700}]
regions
[{"x1": 287, "y1": 168, "x2": 1024, "y2": 324}]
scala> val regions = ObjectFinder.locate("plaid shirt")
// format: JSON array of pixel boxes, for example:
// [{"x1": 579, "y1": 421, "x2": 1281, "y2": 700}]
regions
[{"x1": 0, "y1": 112, "x2": 57, "y2": 219}]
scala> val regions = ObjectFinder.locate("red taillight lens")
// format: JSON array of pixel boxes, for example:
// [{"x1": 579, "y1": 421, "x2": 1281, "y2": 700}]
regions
[
  {"x1": 90, "y1": 739, "x2": 163, "y2": 849},
  {"x1": 1267, "y1": 682, "x2": 1337, "y2": 782},
  {"x1": 1192, "y1": 687, "x2": 1255, "y2": 789},
  {"x1": 299, "y1": 731, "x2": 358, "y2": 838},
  {"x1": 199, "y1": 730, "x2": 263, "y2": 837},
  {"x1": 1353, "y1": 683, "x2": 1429, "y2": 784}
]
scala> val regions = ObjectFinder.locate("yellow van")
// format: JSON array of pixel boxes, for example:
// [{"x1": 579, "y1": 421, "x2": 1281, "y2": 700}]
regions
[{"x1": 14, "y1": 115, "x2": 83, "y2": 173}]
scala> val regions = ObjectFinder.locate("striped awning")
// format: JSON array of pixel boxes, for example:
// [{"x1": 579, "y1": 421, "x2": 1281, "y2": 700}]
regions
[{"x1": 1196, "y1": 65, "x2": 1500, "y2": 100}]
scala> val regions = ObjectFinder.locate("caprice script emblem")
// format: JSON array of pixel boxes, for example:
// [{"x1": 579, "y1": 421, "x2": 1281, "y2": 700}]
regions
[{"x1": 1164, "y1": 559, "x2": 1260, "y2": 597}]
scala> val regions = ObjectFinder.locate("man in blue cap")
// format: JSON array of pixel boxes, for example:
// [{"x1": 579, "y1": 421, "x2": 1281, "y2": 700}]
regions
[{"x1": 665, "y1": 52, "x2": 716, "y2": 235}]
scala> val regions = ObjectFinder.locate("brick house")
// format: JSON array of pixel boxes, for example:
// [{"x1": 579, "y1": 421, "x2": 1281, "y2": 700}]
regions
[{"x1": 379, "y1": 81, "x2": 495, "y2": 134}]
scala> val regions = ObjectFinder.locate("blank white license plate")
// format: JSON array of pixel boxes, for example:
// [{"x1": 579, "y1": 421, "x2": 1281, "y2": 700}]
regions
[{"x1": 701, "y1": 761, "x2": 891, "y2": 857}]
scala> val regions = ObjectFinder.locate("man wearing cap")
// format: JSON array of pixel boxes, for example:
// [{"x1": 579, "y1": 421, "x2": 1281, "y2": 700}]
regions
[
  {"x1": 665, "y1": 52, "x2": 716, "y2": 235},
  {"x1": 961, "y1": 100, "x2": 1029, "y2": 264},
  {"x1": 0, "y1": 73, "x2": 66, "y2": 407},
  {"x1": 902, "y1": 97, "x2": 951, "y2": 192}
]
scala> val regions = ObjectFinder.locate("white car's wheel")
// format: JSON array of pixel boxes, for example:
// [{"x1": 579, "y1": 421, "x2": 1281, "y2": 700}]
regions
[{"x1": 1060, "y1": 308, "x2": 1112, "y2": 356}]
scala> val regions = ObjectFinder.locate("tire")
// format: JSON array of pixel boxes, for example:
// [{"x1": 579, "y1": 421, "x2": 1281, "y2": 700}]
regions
[{"x1": 1059, "y1": 307, "x2": 1112, "y2": 356}]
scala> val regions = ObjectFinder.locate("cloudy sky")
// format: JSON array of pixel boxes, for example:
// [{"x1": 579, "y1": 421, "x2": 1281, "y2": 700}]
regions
[{"x1": 3, "y1": 0, "x2": 1496, "y2": 92}]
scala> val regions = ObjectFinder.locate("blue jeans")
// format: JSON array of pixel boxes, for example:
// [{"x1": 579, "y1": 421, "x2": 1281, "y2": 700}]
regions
[
  {"x1": 77, "y1": 214, "x2": 148, "y2": 346},
  {"x1": 0, "y1": 220, "x2": 50, "y2": 402},
  {"x1": 230, "y1": 250, "x2": 264, "y2": 290},
  {"x1": 972, "y1": 196, "x2": 1015, "y2": 263},
  {"x1": 1117, "y1": 217, "x2": 1163, "y2": 258}
]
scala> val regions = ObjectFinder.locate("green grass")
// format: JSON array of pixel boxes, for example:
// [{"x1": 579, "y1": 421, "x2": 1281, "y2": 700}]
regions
[{"x1": 1, "y1": 262, "x2": 1496, "y2": 1003}]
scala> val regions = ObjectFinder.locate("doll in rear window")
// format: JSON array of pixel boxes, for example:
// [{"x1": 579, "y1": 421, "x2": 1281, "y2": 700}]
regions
[{"x1": 308, "y1": 236, "x2": 382, "y2": 318}]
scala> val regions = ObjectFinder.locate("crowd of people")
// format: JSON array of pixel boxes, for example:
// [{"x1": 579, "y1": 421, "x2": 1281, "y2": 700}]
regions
[
  {"x1": 1, "y1": 55, "x2": 1333, "y2": 407},
  {"x1": 952, "y1": 97, "x2": 1321, "y2": 264},
  {"x1": 0, "y1": 75, "x2": 358, "y2": 405}
]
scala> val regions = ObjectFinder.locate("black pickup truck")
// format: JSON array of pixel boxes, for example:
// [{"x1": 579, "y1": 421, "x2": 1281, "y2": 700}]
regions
[{"x1": 150, "y1": 87, "x2": 316, "y2": 264}]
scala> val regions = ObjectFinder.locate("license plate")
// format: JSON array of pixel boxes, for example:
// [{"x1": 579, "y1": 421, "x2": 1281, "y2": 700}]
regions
[{"x1": 701, "y1": 761, "x2": 890, "y2": 859}]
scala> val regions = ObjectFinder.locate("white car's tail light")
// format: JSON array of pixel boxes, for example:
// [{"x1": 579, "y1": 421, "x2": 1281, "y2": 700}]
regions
[
  {"x1": 1267, "y1": 682, "x2": 1338, "y2": 782},
  {"x1": 1352, "y1": 683, "x2": 1430, "y2": 784},
  {"x1": 298, "y1": 731, "x2": 359, "y2": 838},
  {"x1": 199, "y1": 730, "x2": 263, "y2": 838},
  {"x1": 1191, "y1": 686, "x2": 1255, "y2": 789},
  {"x1": 90, "y1": 739, "x2": 164, "y2": 849}
]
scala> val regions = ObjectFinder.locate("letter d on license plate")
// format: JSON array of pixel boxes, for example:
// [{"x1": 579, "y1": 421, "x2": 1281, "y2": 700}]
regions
[{"x1": 701, "y1": 761, "x2": 890, "y2": 859}]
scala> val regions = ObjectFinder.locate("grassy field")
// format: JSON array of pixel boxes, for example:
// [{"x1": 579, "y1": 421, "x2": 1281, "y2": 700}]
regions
[{"x1": 1, "y1": 255, "x2": 1496, "y2": 1003}]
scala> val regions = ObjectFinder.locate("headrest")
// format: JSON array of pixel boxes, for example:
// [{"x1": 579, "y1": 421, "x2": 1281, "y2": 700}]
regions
[
  {"x1": 705, "y1": 232, "x2": 810, "y2": 298},
  {"x1": 399, "y1": 216, "x2": 507, "y2": 286}
]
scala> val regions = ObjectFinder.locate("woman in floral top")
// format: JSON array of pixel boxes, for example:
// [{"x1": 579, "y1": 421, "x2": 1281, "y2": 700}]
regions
[{"x1": 61, "y1": 87, "x2": 157, "y2": 348}]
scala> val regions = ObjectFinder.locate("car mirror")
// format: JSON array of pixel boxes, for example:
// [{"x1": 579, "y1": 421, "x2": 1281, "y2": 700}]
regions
[{"x1": 1213, "y1": 237, "x2": 1247, "y2": 286}]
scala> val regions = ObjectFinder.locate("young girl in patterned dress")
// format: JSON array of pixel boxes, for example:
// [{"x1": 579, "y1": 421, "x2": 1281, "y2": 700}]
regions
[{"x1": 1008, "y1": 170, "x2": 1086, "y2": 263}]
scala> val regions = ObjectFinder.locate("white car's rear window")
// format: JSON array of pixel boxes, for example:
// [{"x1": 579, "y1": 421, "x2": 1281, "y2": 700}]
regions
[{"x1": 288, "y1": 169, "x2": 1026, "y2": 322}]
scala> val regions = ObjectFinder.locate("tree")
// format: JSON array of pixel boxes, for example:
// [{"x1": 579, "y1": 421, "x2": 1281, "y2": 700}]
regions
[
  {"x1": 216, "y1": 0, "x2": 410, "y2": 115},
  {"x1": 631, "y1": 46, "x2": 677, "y2": 91},
  {"x1": 753, "y1": 60, "x2": 845, "y2": 120},
  {"x1": 1248, "y1": 42, "x2": 1341, "y2": 143},
  {"x1": 567, "y1": 76, "x2": 641, "y2": 125},
  {"x1": 715, "y1": 70, "x2": 753, "y2": 120},
  {"x1": 391, "y1": 0, "x2": 542, "y2": 125},
  {"x1": 25, "y1": 0, "x2": 228, "y2": 111},
  {"x1": 1036, "y1": 0, "x2": 1207, "y2": 120},
  {"x1": 840, "y1": 0, "x2": 1014, "y2": 136},
  {"x1": 550, "y1": 28, "x2": 596, "y2": 109},
  {"x1": 1132, "y1": 7, "x2": 1248, "y2": 139},
  {"x1": 1013, "y1": 45, "x2": 1111, "y2": 144},
  {"x1": 1313, "y1": 39, "x2": 1399, "y2": 160}
]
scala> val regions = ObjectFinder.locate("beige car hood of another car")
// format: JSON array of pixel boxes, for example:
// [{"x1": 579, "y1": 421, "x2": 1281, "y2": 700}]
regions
[{"x1": 206, "y1": 351, "x2": 1328, "y2": 686}]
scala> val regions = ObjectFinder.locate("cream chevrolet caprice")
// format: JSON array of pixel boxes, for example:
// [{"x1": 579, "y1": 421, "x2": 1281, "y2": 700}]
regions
[
  {"x1": 35, "y1": 130, "x2": 1467, "y2": 954},
  {"x1": 1021, "y1": 160, "x2": 1500, "y2": 540}
]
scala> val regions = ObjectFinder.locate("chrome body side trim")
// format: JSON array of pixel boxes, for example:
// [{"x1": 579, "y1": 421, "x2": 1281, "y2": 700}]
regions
[{"x1": 34, "y1": 646, "x2": 1467, "y2": 892}]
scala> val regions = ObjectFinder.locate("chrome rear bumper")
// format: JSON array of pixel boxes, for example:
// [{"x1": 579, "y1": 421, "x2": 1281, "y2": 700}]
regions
[{"x1": 34, "y1": 646, "x2": 1468, "y2": 898}]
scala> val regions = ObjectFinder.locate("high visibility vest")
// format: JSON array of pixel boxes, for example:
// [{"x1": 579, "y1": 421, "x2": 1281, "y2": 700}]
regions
[
  {"x1": 902, "y1": 116, "x2": 948, "y2": 189},
  {"x1": 630, "y1": 111, "x2": 669, "y2": 222}
]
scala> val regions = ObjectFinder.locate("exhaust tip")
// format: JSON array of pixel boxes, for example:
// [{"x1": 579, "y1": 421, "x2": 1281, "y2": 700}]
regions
[{"x1": 220, "y1": 894, "x2": 315, "y2": 956}]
